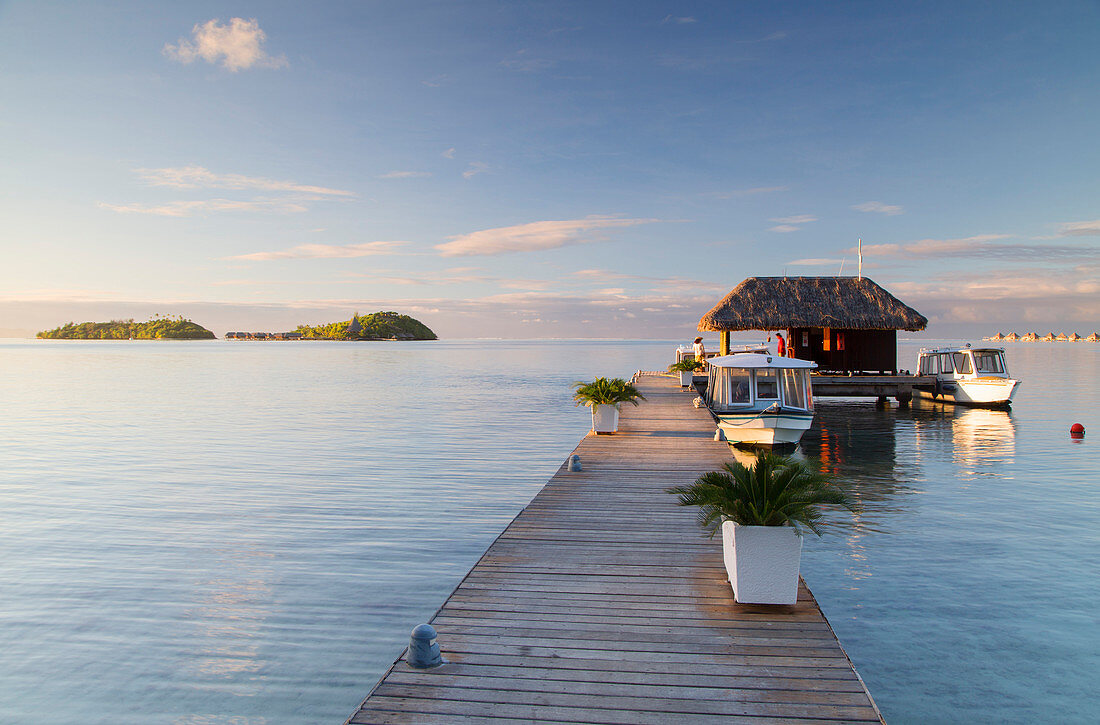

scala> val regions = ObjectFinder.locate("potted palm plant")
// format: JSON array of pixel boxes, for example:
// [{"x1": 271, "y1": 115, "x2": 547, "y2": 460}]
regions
[
  {"x1": 668, "y1": 358, "x2": 705, "y2": 387},
  {"x1": 572, "y1": 377, "x2": 646, "y2": 434},
  {"x1": 668, "y1": 452, "x2": 856, "y2": 604}
]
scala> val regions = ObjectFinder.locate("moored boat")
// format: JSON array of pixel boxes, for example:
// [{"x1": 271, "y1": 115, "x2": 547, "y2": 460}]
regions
[
  {"x1": 702, "y1": 352, "x2": 816, "y2": 447},
  {"x1": 915, "y1": 345, "x2": 1019, "y2": 407}
]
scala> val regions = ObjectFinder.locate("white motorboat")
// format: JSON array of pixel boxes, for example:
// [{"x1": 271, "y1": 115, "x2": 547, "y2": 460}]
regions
[
  {"x1": 915, "y1": 345, "x2": 1019, "y2": 407},
  {"x1": 703, "y1": 352, "x2": 817, "y2": 447}
]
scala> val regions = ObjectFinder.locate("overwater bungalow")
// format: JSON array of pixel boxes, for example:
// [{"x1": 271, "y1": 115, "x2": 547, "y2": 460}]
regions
[
  {"x1": 1088, "y1": 333, "x2": 1100, "y2": 342},
  {"x1": 1005, "y1": 332, "x2": 1020, "y2": 341},
  {"x1": 1022, "y1": 332, "x2": 1039, "y2": 342},
  {"x1": 1056, "y1": 333, "x2": 1069, "y2": 342},
  {"x1": 1068, "y1": 332, "x2": 1082, "y2": 342},
  {"x1": 1042, "y1": 332, "x2": 1057, "y2": 342},
  {"x1": 985, "y1": 332, "x2": 1005, "y2": 341},
  {"x1": 698, "y1": 276, "x2": 927, "y2": 374}
]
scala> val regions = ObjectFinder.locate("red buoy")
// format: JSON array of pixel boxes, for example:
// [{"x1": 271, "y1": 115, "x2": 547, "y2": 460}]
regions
[{"x1": 1071, "y1": 423, "x2": 1085, "y2": 438}]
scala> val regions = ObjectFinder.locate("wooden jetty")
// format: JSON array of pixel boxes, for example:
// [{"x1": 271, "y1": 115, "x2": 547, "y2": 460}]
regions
[{"x1": 346, "y1": 373, "x2": 883, "y2": 725}]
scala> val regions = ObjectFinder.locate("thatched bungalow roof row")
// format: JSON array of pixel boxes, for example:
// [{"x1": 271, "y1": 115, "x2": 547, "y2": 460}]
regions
[
  {"x1": 988, "y1": 331, "x2": 1100, "y2": 341},
  {"x1": 698, "y1": 277, "x2": 927, "y2": 332}
]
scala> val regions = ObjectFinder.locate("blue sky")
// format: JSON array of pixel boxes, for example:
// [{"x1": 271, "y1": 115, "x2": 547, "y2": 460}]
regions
[{"x1": 2, "y1": 1, "x2": 1098, "y2": 337}]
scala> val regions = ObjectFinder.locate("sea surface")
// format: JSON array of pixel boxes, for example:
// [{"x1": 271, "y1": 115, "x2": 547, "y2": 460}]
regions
[{"x1": 0, "y1": 338, "x2": 1096, "y2": 724}]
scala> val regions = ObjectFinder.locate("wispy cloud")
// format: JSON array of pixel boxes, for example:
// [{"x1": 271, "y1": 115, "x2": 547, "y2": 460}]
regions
[
  {"x1": 442, "y1": 148, "x2": 456, "y2": 159},
  {"x1": 708, "y1": 186, "x2": 789, "y2": 199},
  {"x1": 1058, "y1": 219, "x2": 1100, "y2": 236},
  {"x1": 378, "y1": 171, "x2": 431, "y2": 179},
  {"x1": 501, "y1": 50, "x2": 554, "y2": 72},
  {"x1": 890, "y1": 266, "x2": 1100, "y2": 324},
  {"x1": 164, "y1": 18, "x2": 287, "y2": 72},
  {"x1": 852, "y1": 201, "x2": 903, "y2": 216},
  {"x1": 102, "y1": 166, "x2": 354, "y2": 217},
  {"x1": 436, "y1": 216, "x2": 660, "y2": 257},
  {"x1": 768, "y1": 214, "x2": 816, "y2": 233},
  {"x1": 850, "y1": 234, "x2": 1100, "y2": 261},
  {"x1": 789, "y1": 258, "x2": 844, "y2": 266},
  {"x1": 135, "y1": 166, "x2": 354, "y2": 197},
  {"x1": 771, "y1": 214, "x2": 817, "y2": 225},
  {"x1": 99, "y1": 198, "x2": 310, "y2": 216},
  {"x1": 661, "y1": 15, "x2": 697, "y2": 24},
  {"x1": 463, "y1": 162, "x2": 489, "y2": 179},
  {"x1": 570, "y1": 268, "x2": 726, "y2": 294},
  {"x1": 225, "y1": 241, "x2": 408, "y2": 261}
]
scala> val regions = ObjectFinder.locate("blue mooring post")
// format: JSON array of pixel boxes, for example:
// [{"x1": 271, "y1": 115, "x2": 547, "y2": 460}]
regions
[
  {"x1": 569, "y1": 454, "x2": 581, "y2": 471},
  {"x1": 408, "y1": 623, "x2": 443, "y2": 669}
]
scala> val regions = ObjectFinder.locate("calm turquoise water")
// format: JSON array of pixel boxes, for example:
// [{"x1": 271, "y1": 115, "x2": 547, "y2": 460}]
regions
[{"x1": 0, "y1": 338, "x2": 1096, "y2": 723}]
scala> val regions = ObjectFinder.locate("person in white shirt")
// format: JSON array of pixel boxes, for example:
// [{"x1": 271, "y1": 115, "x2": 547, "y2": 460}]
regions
[{"x1": 692, "y1": 337, "x2": 705, "y2": 363}]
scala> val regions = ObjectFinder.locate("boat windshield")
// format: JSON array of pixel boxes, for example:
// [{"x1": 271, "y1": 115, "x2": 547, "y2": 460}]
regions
[
  {"x1": 755, "y1": 369, "x2": 779, "y2": 400},
  {"x1": 974, "y1": 351, "x2": 1006, "y2": 374},
  {"x1": 708, "y1": 368, "x2": 752, "y2": 409},
  {"x1": 953, "y1": 352, "x2": 973, "y2": 374},
  {"x1": 781, "y1": 369, "x2": 813, "y2": 411}
]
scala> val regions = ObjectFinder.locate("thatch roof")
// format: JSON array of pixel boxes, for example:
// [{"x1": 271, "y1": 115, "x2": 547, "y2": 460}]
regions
[{"x1": 698, "y1": 276, "x2": 927, "y2": 332}]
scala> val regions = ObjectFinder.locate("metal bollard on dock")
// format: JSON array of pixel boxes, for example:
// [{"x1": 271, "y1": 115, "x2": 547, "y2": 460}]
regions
[{"x1": 408, "y1": 623, "x2": 443, "y2": 669}]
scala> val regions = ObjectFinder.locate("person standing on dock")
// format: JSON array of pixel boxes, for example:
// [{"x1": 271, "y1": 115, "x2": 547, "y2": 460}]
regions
[
  {"x1": 693, "y1": 336, "x2": 706, "y2": 364},
  {"x1": 776, "y1": 332, "x2": 786, "y2": 357}
]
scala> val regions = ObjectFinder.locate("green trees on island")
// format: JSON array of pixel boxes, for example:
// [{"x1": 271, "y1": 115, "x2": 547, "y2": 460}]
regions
[
  {"x1": 35, "y1": 311, "x2": 436, "y2": 341},
  {"x1": 294, "y1": 311, "x2": 437, "y2": 340},
  {"x1": 37, "y1": 315, "x2": 216, "y2": 340}
]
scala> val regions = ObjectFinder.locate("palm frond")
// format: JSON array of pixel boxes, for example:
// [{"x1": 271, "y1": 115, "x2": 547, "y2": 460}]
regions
[
  {"x1": 573, "y1": 377, "x2": 646, "y2": 407},
  {"x1": 667, "y1": 452, "x2": 859, "y2": 537}
]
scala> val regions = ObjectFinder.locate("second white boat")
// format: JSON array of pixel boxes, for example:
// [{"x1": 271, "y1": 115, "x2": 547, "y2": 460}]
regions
[{"x1": 915, "y1": 345, "x2": 1019, "y2": 407}]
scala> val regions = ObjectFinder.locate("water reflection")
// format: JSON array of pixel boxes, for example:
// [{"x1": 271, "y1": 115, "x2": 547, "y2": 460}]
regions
[
  {"x1": 911, "y1": 401, "x2": 1016, "y2": 481},
  {"x1": 181, "y1": 544, "x2": 274, "y2": 694}
]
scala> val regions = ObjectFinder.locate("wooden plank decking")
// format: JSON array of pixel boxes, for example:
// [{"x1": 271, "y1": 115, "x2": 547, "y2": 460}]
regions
[{"x1": 347, "y1": 373, "x2": 883, "y2": 725}]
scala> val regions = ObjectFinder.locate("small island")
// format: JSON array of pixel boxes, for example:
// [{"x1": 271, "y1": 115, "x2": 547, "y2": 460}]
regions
[
  {"x1": 225, "y1": 312, "x2": 437, "y2": 341},
  {"x1": 296, "y1": 311, "x2": 437, "y2": 340},
  {"x1": 37, "y1": 315, "x2": 216, "y2": 340}
]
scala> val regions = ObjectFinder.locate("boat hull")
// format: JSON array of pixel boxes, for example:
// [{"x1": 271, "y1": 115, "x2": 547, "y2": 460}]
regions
[
  {"x1": 715, "y1": 410, "x2": 814, "y2": 446},
  {"x1": 916, "y1": 377, "x2": 1019, "y2": 407}
]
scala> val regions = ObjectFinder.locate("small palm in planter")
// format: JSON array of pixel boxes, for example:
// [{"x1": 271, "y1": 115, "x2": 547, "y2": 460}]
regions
[
  {"x1": 573, "y1": 377, "x2": 646, "y2": 434},
  {"x1": 668, "y1": 358, "x2": 705, "y2": 387},
  {"x1": 668, "y1": 452, "x2": 857, "y2": 604}
]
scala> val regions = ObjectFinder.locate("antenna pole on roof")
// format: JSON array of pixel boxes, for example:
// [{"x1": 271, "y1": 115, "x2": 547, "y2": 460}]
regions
[
  {"x1": 858, "y1": 238, "x2": 863, "y2": 279},
  {"x1": 838, "y1": 258, "x2": 845, "y2": 276}
]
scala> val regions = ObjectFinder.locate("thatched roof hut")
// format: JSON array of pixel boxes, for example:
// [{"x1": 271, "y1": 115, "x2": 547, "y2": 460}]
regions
[
  {"x1": 1088, "y1": 333, "x2": 1100, "y2": 342},
  {"x1": 699, "y1": 276, "x2": 926, "y2": 373},
  {"x1": 698, "y1": 276, "x2": 927, "y2": 332},
  {"x1": 1005, "y1": 332, "x2": 1020, "y2": 341},
  {"x1": 1023, "y1": 332, "x2": 1039, "y2": 341},
  {"x1": 1069, "y1": 332, "x2": 1082, "y2": 341}
]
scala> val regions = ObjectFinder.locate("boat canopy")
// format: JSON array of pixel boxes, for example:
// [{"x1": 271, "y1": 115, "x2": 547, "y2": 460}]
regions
[{"x1": 707, "y1": 352, "x2": 817, "y2": 370}]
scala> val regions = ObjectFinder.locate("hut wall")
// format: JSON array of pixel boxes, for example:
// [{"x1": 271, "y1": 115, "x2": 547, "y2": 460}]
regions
[{"x1": 789, "y1": 328, "x2": 897, "y2": 373}]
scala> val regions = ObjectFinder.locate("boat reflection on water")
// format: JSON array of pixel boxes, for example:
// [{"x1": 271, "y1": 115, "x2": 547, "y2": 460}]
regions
[{"x1": 913, "y1": 401, "x2": 1016, "y2": 481}]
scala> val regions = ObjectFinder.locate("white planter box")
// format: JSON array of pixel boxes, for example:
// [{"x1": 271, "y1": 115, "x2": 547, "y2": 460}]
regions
[
  {"x1": 591, "y1": 404, "x2": 619, "y2": 434},
  {"x1": 679, "y1": 370, "x2": 694, "y2": 387},
  {"x1": 721, "y1": 521, "x2": 802, "y2": 604}
]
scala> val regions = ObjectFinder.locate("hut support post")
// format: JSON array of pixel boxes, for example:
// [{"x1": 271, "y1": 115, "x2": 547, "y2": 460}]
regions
[{"x1": 720, "y1": 331, "x2": 730, "y2": 356}]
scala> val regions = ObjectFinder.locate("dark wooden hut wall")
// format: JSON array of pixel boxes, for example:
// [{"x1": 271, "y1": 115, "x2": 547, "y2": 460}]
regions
[{"x1": 789, "y1": 328, "x2": 898, "y2": 373}]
